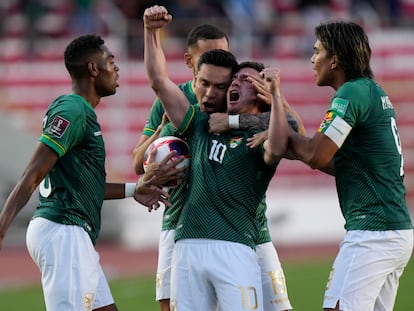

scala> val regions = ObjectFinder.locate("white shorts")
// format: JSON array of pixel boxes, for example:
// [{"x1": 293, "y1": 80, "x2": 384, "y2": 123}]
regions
[
  {"x1": 256, "y1": 242, "x2": 292, "y2": 311},
  {"x1": 156, "y1": 229, "x2": 175, "y2": 300},
  {"x1": 26, "y1": 217, "x2": 114, "y2": 311},
  {"x1": 170, "y1": 239, "x2": 263, "y2": 311},
  {"x1": 323, "y1": 229, "x2": 413, "y2": 311}
]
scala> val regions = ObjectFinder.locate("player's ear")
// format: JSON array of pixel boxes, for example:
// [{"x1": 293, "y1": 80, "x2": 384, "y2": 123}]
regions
[
  {"x1": 331, "y1": 55, "x2": 338, "y2": 69},
  {"x1": 87, "y1": 61, "x2": 99, "y2": 77},
  {"x1": 184, "y1": 52, "x2": 193, "y2": 69}
]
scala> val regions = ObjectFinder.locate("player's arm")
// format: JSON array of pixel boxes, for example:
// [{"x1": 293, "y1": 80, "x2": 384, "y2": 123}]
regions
[
  {"x1": 288, "y1": 129, "x2": 337, "y2": 175},
  {"x1": 262, "y1": 68, "x2": 288, "y2": 165},
  {"x1": 209, "y1": 108, "x2": 300, "y2": 133},
  {"x1": 208, "y1": 112, "x2": 267, "y2": 133},
  {"x1": 132, "y1": 97, "x2": 168, "y2": 174},
  {"x1": 132, "y1": 114, "x2": 168, "y2": 174},
  {"x1": 239, "y1": 113, "x2": 270, "y2": 131},
  {"x1": 282, "y1": 95, "x2": 306, "y2": 136},
  {"x1": 132, "y1": 134, "x2": 151, "y2": 174},
  {"x1": 107, "y1": 148, "x2": 186, "y2": 210},
  {"x1": 0, "y1": 143, "x2": 58, "y2": 251},
  {"x1": 105, "y1": 180, "x2": 171, "y2": 212},
  {"x1": 143, "y1": 6, "x2": 189, "y2": 129},
  {"x1": 288, "y1": 97, "x2": 356, "y2": 175},
  {"x1": 105, "y1": 180, "x2": 171, "y2": 211}
]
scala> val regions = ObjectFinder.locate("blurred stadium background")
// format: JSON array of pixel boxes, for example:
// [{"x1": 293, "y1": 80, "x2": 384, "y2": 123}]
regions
[{"x1": 1, "y1": 0, "x2": 413, "y2": 257}]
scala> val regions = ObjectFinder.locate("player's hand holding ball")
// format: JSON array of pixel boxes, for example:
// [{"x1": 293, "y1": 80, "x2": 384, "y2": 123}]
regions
[{"x1": 143, "y1": 136, "x2": 190, "y2": 189}]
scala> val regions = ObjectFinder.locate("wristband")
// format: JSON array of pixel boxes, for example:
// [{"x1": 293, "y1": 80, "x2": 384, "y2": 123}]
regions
[
  {"x1": 228, "y1": 114, "x2": 240, "y2": 129},
  {"x1": 125, "y1": 183, "x2": 136, "y2": 198}
]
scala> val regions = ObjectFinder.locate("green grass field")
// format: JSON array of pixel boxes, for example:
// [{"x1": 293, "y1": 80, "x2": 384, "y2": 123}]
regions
[{"x1": 1, "y1": 257, "x2": 413, "y2": 310}]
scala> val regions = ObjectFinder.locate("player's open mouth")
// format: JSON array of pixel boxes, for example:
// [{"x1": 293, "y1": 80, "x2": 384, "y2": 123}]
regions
[
  {"x1": 203, "y1": 102, "x2": 216, "y2": 113},
  {"x1": 229, "y1": 90, "x2": 239, "y2": 101}
]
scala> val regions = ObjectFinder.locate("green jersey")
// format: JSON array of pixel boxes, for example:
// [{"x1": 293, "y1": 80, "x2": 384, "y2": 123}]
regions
[
  {"x1": 318, "y1": 78, "x2": 412, "y2": 231},
  {"x1": 150, "y1": 82, "x2": 272, "y2": 243},
  {"x1": 34, "y1": 94, "x2": 106, "y2": 244},
  {"x1": 159, "y1": 123, "x2": 190, "y2": 230},
  {"x1": 142, "y1": 80, "x2": 196, "y2": 137},
  {"x1": 173, "y1": 106, "x2": 279, "y2": 249},
  {"x1": 144, "y1": 80, "x2": 195, "y2": 231}
]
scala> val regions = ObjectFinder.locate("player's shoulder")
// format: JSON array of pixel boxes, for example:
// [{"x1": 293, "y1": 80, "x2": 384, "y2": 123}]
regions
[
  {"x1": 178, "y1": 79, "x2": 192, "y2": 89},
  {"x1": 339, "y1": 78, "x2": 372, "y2": 95},
  {"x1": 336, "y1": 78, "x2": 372, "y2": 106},
  {"x1": 179, "y1": 80, "x2": 197, "y2": 104},
  {"x1": 48, "y1": 94, "x2": 89, "y2": 119}
]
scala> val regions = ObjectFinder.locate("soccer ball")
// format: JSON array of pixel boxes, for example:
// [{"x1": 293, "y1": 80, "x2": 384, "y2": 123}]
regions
[{"x1": 143, "y1": 136, "x2": 190, "y2": 188}]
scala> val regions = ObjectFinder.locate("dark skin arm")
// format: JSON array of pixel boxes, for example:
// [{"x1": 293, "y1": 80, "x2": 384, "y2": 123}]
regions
[
  {"x1": 0, "y1": 141, "x2": 179, "y2": 251},
  {"x1": 0, "y1": 143, "x2": 58, "y2": 251}
]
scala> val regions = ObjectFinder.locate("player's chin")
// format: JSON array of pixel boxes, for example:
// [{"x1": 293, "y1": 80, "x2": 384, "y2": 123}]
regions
[{"x1": 109, "y1": 86, "x2": 118, "y2": 95}]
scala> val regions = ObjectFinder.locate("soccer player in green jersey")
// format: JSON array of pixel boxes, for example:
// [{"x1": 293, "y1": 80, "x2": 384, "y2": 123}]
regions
[
  {"x1": 287, "y1": 21, "x2": 413, "y2": 311},
  {"x1": 135, "y1": 21, "x2": 294, "y2": 311},
  {"x1": 132, "y1": 23, "x2": 231, "y2": 311},
  {"x1": 0, "y1": 34, "x2": 179, "y2": 311},
  {"x1": 132, "y1": 23, "x2": 229, "y2": 163},
  {"x1": 144, "y1": 5, "x2": 289, "y2": 311}
]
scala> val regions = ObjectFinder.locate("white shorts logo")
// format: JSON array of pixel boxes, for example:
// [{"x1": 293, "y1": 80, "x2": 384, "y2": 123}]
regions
[{"x1": 83, "y1": 292, "x2": 96, "y2": 311}]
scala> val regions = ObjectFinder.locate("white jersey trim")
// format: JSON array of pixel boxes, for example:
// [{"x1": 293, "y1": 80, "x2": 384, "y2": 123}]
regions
[{"x1": 324, "y1": 116, "x2": 352, "y2": 148}]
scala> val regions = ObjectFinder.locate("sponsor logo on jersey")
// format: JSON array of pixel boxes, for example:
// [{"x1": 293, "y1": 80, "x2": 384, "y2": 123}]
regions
[
  {"x1": 229, "y1": 137, "x2": 243, "y2": 148},
  {"x1": 49, "y1": 116, "x2": 70, "y2": 138},
  {"x1": 331, "y1": 97, "x2": 349, "y2": 117}
]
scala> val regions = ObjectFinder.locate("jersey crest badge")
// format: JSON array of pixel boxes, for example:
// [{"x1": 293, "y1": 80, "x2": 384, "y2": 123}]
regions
[
  {"x1": 229, "y1": 137, "x2": 243, "y2": 148},
  {"x1": 318, "y1": 111, "x2": 334, "y2": 132},
  {"x1": 49, "y1": 116, "x2": 70, "y2": 138}
]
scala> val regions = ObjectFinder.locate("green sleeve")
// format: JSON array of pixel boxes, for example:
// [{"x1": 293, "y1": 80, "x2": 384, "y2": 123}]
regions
[
  {"x1": 142, "y1": 98, "x2": 165, "y2": 137},
  {"x1": 40, "y1": 98, "x2": 85, "y2": 157}
]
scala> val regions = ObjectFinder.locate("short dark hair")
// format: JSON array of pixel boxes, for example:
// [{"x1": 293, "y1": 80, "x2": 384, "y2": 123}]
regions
[
  {"x1": 315, "y1": 21, "x2": 373, "y2": 80},
  {"x1": 238, "y1": 61, "x2": 265, "y2": 73},
  {"x1": 64, "y1": 34, "x2": 105, "y2": 78},
  {"x1": 197, "y1": 49, "x2": 238, "y2": 74},
  {"x1": 186, "y1": 24, "x2": 229, "y2": 48}
]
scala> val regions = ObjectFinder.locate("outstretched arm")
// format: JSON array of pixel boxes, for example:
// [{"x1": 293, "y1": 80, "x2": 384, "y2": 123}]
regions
[
  {"x1": 287, "y1": 127, "x2": 337, "y2": 175},
  {"x1": 261, "y1": 68, "x2": 288, "y2": 165},
  {"x1": 143, "y1": 5, "x2": 189, "y2": 128},
  {"x1": 0, "y1": 143, "x2": 58, "y2": 251}
]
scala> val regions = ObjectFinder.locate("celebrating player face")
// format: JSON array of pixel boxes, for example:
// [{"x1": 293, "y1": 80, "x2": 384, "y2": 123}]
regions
[
  {"x1": 311, "y1": 40, "x2": 336, "y2": 88},
  {"x1": 227, "y1": 67, "x2": 262, "y2": 115},
  {"x1": 194, "y1": 63, "x2": 232, "y2": 115}
]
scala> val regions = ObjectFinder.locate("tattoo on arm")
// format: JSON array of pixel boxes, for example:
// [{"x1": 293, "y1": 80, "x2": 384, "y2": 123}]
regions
[
  {"x1": 239, "y1": 112, "x2": 270, "y2": 131},
  {"x1": 239, "y1": 111, "x2": 298, "y2": 132}
]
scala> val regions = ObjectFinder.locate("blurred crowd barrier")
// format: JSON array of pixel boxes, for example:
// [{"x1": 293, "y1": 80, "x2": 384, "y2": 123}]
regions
[{"x1": 1, "y1": 0, "x2": 414, "y2": 61}]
